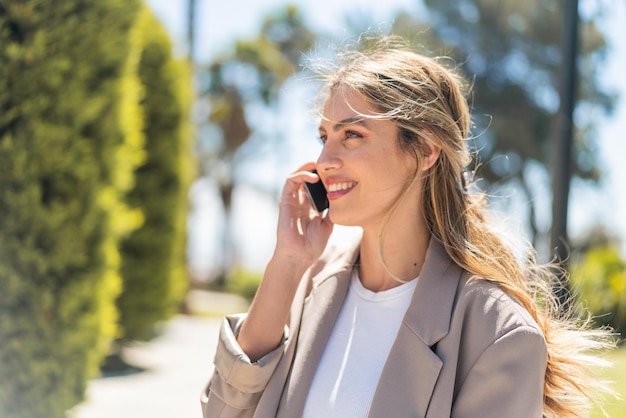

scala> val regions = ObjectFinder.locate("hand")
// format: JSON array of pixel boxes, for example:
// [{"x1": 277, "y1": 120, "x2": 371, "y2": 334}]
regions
[
  {"x1": 237, "y1": 163, "x2": 333, "y2": 361},
  {"x1": 274, "y1": 162, "x2": 333, "y2": 265}
]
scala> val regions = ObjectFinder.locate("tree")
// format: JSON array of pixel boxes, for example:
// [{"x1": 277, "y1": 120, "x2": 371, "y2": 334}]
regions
[
  {"x1": 116, "y1": 8, "x2": 194, "y2": 344},
  {"x1": 200, "y1": 5, "x2": 316, "y2": 283},
  {"x1": 389, "y1": 0, "x2": 614, "y2": 248},
  {"x1": 0, "y1": 0, "x2": 144, "y2": 416}
]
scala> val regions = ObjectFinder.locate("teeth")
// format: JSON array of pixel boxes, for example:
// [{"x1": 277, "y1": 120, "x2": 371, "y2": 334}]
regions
[{"x1": 328, "y1": 182, "x2": 356, "y2": 192}]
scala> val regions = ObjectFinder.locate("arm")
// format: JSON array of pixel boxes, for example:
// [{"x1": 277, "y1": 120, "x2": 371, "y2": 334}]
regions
[
  {"x1": 238, "y1": 164, "x2": 333, "y2": 361},
  {"x1": 451, "y1": 326, "x2": 548, "y2": 418},
  {"x1": 201, "y1": 315, "x2": 287, "y2": 418},
  {"x1": 202, "y1": 164, "x2": 333, "y2": 417}
]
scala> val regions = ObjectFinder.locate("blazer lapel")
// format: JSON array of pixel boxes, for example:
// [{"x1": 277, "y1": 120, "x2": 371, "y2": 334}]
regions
[
  {"x1": 276, "y1": 243, "x2": 359, "y2": 417},
  {"x1": 368, "y1": 239, "x2": 462, "y2": 418}
]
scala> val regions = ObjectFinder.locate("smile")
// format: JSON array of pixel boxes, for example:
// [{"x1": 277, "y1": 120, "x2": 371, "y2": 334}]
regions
[{"x1": 327, "y1": 182, "x2": 357, "y2": 192}]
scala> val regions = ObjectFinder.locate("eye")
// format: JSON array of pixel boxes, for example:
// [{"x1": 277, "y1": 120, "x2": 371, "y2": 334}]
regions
[
  {"x1": 318, "y1": 134, "x2": 327, "y2": 144},
  {"x1": 345, "y1": 130, "x2": 362, "y2": 140}
]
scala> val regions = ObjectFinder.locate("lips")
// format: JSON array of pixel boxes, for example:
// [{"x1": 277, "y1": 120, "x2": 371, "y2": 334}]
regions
[{"x1": 326, "y1": 181, "x2": 357, "y2": 200}]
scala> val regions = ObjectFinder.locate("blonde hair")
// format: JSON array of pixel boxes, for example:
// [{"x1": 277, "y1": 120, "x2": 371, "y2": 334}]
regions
[{"x1": 314, "y1": 36, "x2": 616, "y2": 417}]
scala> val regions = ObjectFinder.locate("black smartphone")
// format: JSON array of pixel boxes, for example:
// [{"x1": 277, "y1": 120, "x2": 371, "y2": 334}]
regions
[{"x1": 304, "y1": 170, "x2": 329, "y2": 212}]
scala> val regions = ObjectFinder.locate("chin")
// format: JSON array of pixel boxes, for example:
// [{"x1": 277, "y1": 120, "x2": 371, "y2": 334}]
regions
[{"x1": 327, "y1": 209, "x2": 359, "y2": 228}]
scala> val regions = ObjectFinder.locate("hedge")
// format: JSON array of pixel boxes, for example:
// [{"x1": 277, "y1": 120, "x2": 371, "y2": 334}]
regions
[
  {"x1": 0, "y1": 0, "x2": 144, "y2": 416},
  {"x1": 117, "y1": 8, "x2": 194, "y2": 342}
]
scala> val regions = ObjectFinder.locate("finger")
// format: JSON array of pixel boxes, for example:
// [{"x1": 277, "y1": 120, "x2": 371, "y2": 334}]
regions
[
  {"x1": 287, "y1": 166, "x2": 319, "y2": 185},
  {"x1": 281, "y1": 163, "x2": 320, "y2": 201}
]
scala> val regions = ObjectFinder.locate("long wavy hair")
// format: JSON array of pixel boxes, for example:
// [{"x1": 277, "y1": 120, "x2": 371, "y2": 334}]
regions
[{"x1": 313, "y1": 36, "x2": 616, "y2": 417}]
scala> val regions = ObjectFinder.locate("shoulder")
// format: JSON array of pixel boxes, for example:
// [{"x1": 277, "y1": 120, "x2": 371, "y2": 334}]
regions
[
  {"x1": 448, "y1": 279, "x2": 548, "y2": 416},
  {"x1": 444, "y1": 273, "x2": 547, "y2": 392},
  {"x1": 451, "y1": 272, "x2": 546, "y2": 349}
]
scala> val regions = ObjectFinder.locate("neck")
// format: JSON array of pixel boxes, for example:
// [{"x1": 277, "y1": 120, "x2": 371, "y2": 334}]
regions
[{"x1": 358, "y1": 212, "x2": 431, "y2": 292}]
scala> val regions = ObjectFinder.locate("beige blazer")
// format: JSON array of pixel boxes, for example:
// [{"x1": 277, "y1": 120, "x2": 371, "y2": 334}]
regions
[{"x1": 202, "y1": 239, "x2": 548, "y2": 417}]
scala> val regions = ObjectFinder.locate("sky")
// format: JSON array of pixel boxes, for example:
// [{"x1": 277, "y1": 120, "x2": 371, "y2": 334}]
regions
[{"x1": 146, "y1": 0, "x2": 626, "y2": 275}]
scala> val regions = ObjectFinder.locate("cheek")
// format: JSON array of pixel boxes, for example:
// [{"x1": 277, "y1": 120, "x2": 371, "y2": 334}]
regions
[
  {"x1": 369, "y1": 158, "x2": 413, "y2": 194},
  {"x1": 383, "y1": 148, "x2": 417, "y2": 181}
]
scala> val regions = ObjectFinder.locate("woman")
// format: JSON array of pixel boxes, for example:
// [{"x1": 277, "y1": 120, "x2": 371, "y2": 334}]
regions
[{"x1": 202, "y1": 37, "x2": 613, "y2": 417}]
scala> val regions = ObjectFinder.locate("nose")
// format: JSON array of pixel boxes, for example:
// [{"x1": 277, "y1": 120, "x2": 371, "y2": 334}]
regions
[{"x1": 316, "y1": 141, "x2": 342, "y2": 172}]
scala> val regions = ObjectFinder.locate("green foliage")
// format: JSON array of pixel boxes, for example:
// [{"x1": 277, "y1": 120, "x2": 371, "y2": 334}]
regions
[
  {"x1": 570, "y1": 246, "x2": 626, "y2": 335},
  {"x1": 117, "y1": 8, "x2": 194, "y2": 342},
  {"x1": 0, "y1": 0, "x2": 144, "y2": 416},
  {"x1": 225, "y1": 266, "x2": 263, "y2": 302}
]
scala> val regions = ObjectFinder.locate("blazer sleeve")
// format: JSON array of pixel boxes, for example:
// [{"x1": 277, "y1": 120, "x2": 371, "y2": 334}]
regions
[
  {"x1": 201, "y1": 314, "x2": 288, "y2": 418},
  {"x1": 451, "y1": 325, "x2": 548, "y2": 418}
]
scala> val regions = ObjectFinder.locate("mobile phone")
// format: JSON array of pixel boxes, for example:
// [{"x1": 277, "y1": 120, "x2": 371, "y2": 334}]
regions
[{"x1": 304, "y1": 170, "x2": 329, "y2": 212}]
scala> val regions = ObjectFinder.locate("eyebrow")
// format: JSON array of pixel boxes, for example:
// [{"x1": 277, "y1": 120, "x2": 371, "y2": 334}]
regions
[{"x1": 319, "y1": 117, "x2": 370, "y2": 132}]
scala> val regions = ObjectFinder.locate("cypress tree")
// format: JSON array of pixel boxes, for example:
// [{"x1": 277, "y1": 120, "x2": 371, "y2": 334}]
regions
[
  {"x1": 0, "y1": 1, "x2": 144, "y2": 416},
  {"x1": 117, "y1": 9, "x2": 194, "y2": 342}
]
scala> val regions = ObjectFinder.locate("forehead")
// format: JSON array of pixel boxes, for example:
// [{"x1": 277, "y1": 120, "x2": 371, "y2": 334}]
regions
[{"x1": 321, "y1": 87, "x2": 377, "y2": 124}]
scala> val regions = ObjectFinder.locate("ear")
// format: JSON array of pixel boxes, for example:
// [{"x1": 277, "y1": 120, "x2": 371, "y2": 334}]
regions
[{"x1": 420, "y1": 137, "x2": 441, "y2": 172}]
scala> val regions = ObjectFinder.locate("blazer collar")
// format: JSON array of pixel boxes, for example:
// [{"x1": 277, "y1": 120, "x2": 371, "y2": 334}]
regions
[{"x1": 404, "y1": 238, "x2": 461, "y2": 346}]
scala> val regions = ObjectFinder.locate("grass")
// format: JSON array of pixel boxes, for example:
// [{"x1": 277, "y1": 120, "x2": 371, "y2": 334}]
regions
[{"x1": 590, "y1": 344, "x2": 626, "y2": 417}]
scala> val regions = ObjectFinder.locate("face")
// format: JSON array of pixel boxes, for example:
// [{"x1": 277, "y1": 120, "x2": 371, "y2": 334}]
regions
[{"x1": 316, "y1": 87, "x2": 419, "y2": 230}]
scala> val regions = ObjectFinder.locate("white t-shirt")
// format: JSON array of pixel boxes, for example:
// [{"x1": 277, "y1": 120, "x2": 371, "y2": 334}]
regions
[{"x1": 301, "y1": 269, "x2": 418, "y2": 418}]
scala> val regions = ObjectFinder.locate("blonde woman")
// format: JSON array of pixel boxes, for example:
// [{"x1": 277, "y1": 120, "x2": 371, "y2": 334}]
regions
[{"x1": 202, "y1": 37, "x2": 614, "y2": 417}]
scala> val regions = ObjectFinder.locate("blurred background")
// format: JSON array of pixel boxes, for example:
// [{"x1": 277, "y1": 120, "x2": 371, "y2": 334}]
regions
[{"x1": 1, "y1": 0, "x2": 625, "y2": 417}]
